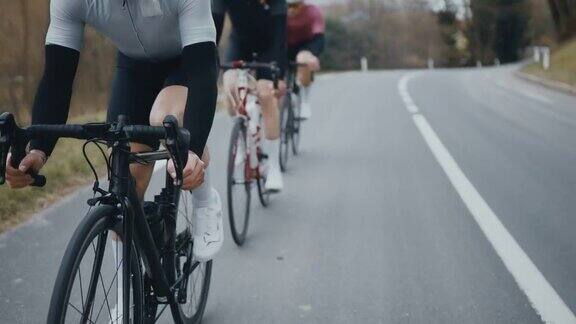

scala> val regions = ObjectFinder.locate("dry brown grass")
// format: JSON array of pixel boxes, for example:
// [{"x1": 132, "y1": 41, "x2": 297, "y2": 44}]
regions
[
  {"x1": 523, "y1": 39, "x2": 576, "y2": 87},
  {"x1": 0, "y1": 111, "x2": 108, "y2": 233}
]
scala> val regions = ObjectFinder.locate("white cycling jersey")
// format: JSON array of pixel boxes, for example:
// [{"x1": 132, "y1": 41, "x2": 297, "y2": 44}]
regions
[{"x1": 46, "y1": 0, "x2": 216, "y2": 61}]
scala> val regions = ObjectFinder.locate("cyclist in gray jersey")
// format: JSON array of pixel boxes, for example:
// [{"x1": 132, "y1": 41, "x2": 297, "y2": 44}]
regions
[
  {"x1": 6, "y1": 0, "x2": 224, "y2": 274},
  {"x1": 212, "y1": 0, "x2": 288, "y2": 192},
  {"x1": 46, "y1": 0, "x2": 214, "y2": 60}
]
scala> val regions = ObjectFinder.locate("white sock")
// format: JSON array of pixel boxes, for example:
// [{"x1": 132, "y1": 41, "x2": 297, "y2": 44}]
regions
[
  {"x1": 264, "y1": 138, "x2": 280, "y2": 169},
  {"x1": 192, "y1": 166, "x2": 213, "y2": 208},
  {"x1": 301, "y1": 85, "x2": 311, "y2": 105}
]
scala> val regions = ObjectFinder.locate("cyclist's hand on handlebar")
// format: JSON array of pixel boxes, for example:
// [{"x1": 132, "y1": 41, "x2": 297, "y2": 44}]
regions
[
  {"x1": 277, "y1": 80, "x2": 287, "y2": 98},
  {"x1": 5, "y1": 150, "x2": 46, "y2": 189},
  {"x1": 167, "y1": 150, "x2": 205, "y2": 190}
]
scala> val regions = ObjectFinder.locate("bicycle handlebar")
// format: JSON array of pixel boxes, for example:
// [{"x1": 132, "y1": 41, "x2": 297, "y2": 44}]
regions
[{"x1": 0, "y1": 112, "x2": 190, "y2": 188}]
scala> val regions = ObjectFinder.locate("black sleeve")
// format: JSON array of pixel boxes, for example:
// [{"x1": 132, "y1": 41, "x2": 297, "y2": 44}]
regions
[
  {"x1": 307, "y1": 34, "x2": 325, "y2": 57},
  {"x1": 181, "y1": 42, "x2": 219, "y2": 156},
  {"x1": 213, "y1": 13, "x2": 225, "y2": 45},
  {"x1": 29, "y1": 45, "x2": 80, "y2": 156},
  {"x1": 271, "y1": 14, "x2": 288, "y2": 77}
]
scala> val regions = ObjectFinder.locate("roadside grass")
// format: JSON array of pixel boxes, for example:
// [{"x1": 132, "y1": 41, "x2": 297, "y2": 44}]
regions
[
  {"x1": 0, "y1": 111, "x2": 108, "y2": 233},
  {"x1": 0, "y1": 87, "x2": 226, "y2": 233},
  {"x1": 523, "y1": 39, "x2": 576, "y2": 87}
]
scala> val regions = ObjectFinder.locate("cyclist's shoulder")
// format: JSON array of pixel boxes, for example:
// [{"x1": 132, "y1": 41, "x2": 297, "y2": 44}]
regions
[
  {"x1": 50, "y1": 0, "x2": 86, "y2": 18},
  {"x1": 305, "y1": 3, "x2": 323, "y2": 17}
]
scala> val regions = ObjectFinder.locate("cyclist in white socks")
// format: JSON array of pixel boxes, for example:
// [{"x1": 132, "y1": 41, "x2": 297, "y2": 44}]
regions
[
  {"x1": 212, "y1": 0, "x2": 288, "y2": 192},
  {"x1": 287, "y1": 0, "x2": 326, "y2": 120}
]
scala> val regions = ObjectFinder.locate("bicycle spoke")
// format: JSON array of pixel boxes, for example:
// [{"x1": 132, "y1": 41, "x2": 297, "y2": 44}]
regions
[
  {"x1": 67, "y1": 302, "x2": 96, "y2": 324},
  {"x1": 80, "y1": 232, "x2": 108, "y2": 323},
  {"x1": 78, "y1": 268, "x2": 85, "y2": 310},
  {"x1": 92, "y1": 255, "x2": 123, "y2": 323}
]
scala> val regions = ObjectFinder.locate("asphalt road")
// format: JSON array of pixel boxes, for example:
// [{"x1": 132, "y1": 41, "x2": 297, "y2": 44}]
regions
[{"x1": 1, "y1": 65, "x2": 576, "y2": 323}]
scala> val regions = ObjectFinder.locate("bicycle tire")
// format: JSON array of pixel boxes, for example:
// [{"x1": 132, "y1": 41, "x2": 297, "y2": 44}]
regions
[
  {"x1": 256, "y1": 168, "x2": 270, "y2": 207},
  {"x1": 47, "y1": 205, "x2": 143, "y2": 324},
  {"x1": 227, "y1": 119, "x2": 251, "y2": 246},
  {"x1": 291, "y1": 91, "x2": 302, "y2": 155},
  {"x1": 279, "y1": 96, "x2": 291, "y2": 172}
]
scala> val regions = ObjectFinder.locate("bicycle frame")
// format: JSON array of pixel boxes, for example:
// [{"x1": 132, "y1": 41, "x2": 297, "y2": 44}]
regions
[
  {"x1": 235, "y1": 69, "x2": 264, "y2": 172},
  {"x1": 108, "y1": 140, "x2": 192, "y2": 324},
  {"x1": 0, "y1": 113, "x2": 197, "y2": 323}
]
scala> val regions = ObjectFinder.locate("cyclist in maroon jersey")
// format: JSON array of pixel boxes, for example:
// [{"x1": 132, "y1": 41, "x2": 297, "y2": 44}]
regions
[{"x1": 287, "y1": 0, "x2": 325, "y2": 120}]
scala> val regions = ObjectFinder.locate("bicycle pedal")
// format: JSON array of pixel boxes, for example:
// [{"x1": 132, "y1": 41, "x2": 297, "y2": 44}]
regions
[
  {"x1": 258, "y1": 153, "x2": 269, "y2": 160},
  {"x1": 155, "y1": 296, "x2": 169, "y2": 304}
]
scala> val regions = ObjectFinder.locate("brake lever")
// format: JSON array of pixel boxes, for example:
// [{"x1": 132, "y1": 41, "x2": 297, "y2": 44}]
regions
[
  {"x1": 163, "y1": 115, "x2": 184, "y2": 187},
  {"x1": 0, "y1": 112, "x2": 13, "y2": 185},
  {"x1": 0, "y1": 131, "x2": 8, "y2": 186},
  {"x1": 0, "y1": 112, "x2": 46, "y2": 187}
]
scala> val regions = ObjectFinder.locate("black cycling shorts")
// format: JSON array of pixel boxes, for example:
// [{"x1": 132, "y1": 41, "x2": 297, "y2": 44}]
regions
[
  {"x1": 288, "y1": 41, "x2": 316, "y2": 61},
  {"x1": 107, "y1": 52, "x2": 187, "y2": 150},
  {"x1": 225, "y1": 34, "x2": 279, "y2": 81}
]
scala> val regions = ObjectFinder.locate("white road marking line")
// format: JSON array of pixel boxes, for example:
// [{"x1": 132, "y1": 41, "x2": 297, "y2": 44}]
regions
[
  {"x1": 492, "y1": 79, "x2": 554, "y2": 105},
  {"x1": 398, "y1": 73, "x2": 576, "y2": 324},
  {"x1": 398, "y1": 75, "x2": 419, "y2": 114}
]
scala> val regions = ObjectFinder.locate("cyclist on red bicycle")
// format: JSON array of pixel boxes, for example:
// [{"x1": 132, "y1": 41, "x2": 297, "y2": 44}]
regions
[
  {"x1": 212, "y1": 0, "x2": 288, "y2": 192},
  {"x1": 287, "y1": 0, "x2": 326, "y2": 120},
  {"x1": 4, "y1": 0, "x2": 224, "y2": 262}
]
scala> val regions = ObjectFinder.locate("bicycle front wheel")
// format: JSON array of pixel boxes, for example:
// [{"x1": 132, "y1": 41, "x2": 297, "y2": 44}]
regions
[
  {"x1": 171, "y1": 188, "x2": 212, "y2": 323},
  {"x1": 227, "y1": 119, "x2": 252, "y2": 246},
  {"x1": 47, "y1": 205, "x2": 143, "y2": 324}
]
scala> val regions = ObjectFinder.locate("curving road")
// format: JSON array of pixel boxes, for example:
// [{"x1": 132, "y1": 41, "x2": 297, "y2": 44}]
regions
[{"x1": 1, "y1": 65, "x2": 576, "y2": 323}]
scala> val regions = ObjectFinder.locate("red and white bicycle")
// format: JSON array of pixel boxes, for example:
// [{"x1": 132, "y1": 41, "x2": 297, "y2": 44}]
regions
[{"x1": 221, "y1": 61, "x2": 280, "y2": 246}]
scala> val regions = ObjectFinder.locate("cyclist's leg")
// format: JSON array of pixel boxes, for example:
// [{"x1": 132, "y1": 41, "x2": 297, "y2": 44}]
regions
[
  {"x1": 108, "y1": 52, "x2": 166, "y2": 200},
  {"x1": 256, "y1": 65, "x2": 284, "y2": 191},
  {"x1": 221, "y1": 33, "x2": 251, "y2": 116},
  {"x1": 222, "y1": 69, "x2": 245, "y2": 116},
  {"x1": 296, "y1": 50, "x2": 320, "y2": 119},
  {"x1": 151, "y1": 68, "x2": 223, "y2": 261},
  {"x1": 296, "y1": 50, "x2": 320, "y2": 86},
  {"x1": 149, "y1": 85, "x2": 213, "y2": 207}
]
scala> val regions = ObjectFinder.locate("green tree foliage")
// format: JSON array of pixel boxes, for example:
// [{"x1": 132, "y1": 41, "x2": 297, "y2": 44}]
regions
[
  {"x1": 547, "y1": 0, "x2": 576, "y2": 41},
  {"x1": 437, "y1": 0, "x2": 470, "y2": 66},
  {"x1": 468, "y1": 0, "x2": 530, "y2": 63},
  {"x1": 321, "y1": 18, "x2": 365, "y2": 71},
  {"x1": 322, "y1": 0, "x2": 448, "y2": 70}
]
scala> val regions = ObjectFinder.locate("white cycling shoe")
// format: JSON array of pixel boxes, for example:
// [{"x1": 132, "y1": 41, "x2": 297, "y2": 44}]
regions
[
  {"x1": 193, "y1": 189, "x2": 224, "y2": 262},
  {"x1": 300, "y1": 102, "x2": 312, "y2": 120},
  {"x1": 265, "y1": 162, "x2": 284, "y2": 192}
]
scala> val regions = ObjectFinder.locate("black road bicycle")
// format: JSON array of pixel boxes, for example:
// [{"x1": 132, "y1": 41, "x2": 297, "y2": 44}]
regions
[
  {"x1": 279, "y1": 61, "x2": 307, "y2": 172},
  {"x1": 0, "y1": 113, "x2": 210, "y2": 324}
]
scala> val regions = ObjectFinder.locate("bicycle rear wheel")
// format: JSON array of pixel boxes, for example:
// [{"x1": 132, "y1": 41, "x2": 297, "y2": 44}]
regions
[
  {"x1": 227, "y1": 119, "x2": 252, "y2": 246},
  {"x1": 279, "y1": 96, "x2": 291, "y2": 172},
  {"x1": 291, "y1": 91, "x2": 302, "y2": 155},
  {"x1": 47, "y1": 206, "x2": 143, "y2": 324}
]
